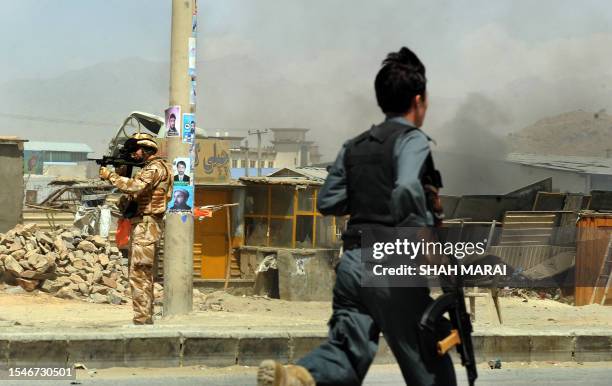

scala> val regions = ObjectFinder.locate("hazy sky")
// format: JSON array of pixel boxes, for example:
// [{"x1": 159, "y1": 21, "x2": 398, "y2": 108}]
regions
[{"x1": 1, "y1": 0, "x2": 612, "y2": 157}]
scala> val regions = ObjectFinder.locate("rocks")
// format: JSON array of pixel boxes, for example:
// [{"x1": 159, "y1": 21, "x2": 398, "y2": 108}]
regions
[
  {"x1": 97, "y1": 254, "x2": 109, "y2": 267},
  {"x1": 0, "y1": 224, "x2": 135, "y2": 305},
  {"x1": 4, "y1": 255, "x2": 23, "y2": 276},
  {"x1": 15, "y1": 277, "x2": 39, "y2": 292},
  {"x1": 90, "y1": 293, "x2": 108, "y2": 304},
  {"x1": 56, "y1": 287, "x2": 80, "y2": 300},
  {"x1": 107, "y1": 290, "x2": 124, "y2": 305},
  {"x1": 77, "y1": 240, "x2": 97, "y2": 253},
  {"x1": 41, "y1": 278, "x2": 68, "y2": 293},
  {"x1": 89, "y1": 235, "x2": 107, "y2": 248},
  {"x1": 101, "y1": 276, "x2": 117, "y2": 289}
]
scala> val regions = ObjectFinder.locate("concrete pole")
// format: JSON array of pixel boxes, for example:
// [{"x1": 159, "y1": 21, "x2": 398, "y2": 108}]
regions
[
  {"x1": 256, "y1": 132, "x2": 262, "y2": 177},
  {"x1": 248, "y1": 129, "x2": 268, "y2": 176},
  {"x1": 164, "y1": 0, "x2": 194, "y2": 317},
  {"x1": 245, "y1": 140, "x2": 250, "y2": 177}
]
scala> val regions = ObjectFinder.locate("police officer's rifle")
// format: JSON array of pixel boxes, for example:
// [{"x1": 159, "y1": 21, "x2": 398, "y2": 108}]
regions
[{"x1": 419, "y1": 235, "x2": 477, "y2": 385}]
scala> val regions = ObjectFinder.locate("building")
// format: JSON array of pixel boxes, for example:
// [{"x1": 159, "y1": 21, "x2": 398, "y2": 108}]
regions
[
  {"x1": 0, "y1": 137, "x2": 27, "y2": 232},
  {"x1": 506, "y1": 153, "x2": 612, "y2": 193},
  {"x1": 270, "y1": 128, "x2": 312, "y2": 168},
  {"x1": 23, "y1": 141, "x2": 94, "y2": 178}
]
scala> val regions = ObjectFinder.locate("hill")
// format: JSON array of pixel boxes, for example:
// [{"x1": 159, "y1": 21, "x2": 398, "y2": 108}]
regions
[{"x1": 509, "y1": 110, "x2": 612, "y2": 157}]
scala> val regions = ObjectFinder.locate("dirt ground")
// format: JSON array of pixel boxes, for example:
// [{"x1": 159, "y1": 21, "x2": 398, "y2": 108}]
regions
[{"x1": 1, "y1": 283, "x2": 612, "y2": 332}]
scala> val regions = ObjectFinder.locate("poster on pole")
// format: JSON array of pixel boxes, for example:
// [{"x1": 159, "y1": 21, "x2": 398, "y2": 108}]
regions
[
  {"x1": 168, "y1": 185, "x2": 194, "y2": 213},
  {"x1": 190, "y1": 78, "x2": 197, "y2": 105},
  {"x1": 165, "y1": 106, "x2": 181, "y2": 138},
  {"x1": 182, "y1": 113, "x2": 195, "y2": 144},
  {"x1": 172, "y1": 157, "x2": 192, "y2": 186},
  {"x1": 188, "y1": 37, "x2": 196, "y2": 77}
]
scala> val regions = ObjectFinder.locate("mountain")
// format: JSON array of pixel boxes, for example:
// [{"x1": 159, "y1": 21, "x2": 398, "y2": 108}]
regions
[{"x1": 509, "y1": 110, "x2": 612, "y2": 157}]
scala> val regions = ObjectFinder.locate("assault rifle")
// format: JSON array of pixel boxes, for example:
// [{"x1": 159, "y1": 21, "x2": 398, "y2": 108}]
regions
[
  {"x1": 419, "y1": 230, "x2": 477, "y2": 386},
  {"x1": 89, "y1": 155, "x2": 143, "y2": 169}
]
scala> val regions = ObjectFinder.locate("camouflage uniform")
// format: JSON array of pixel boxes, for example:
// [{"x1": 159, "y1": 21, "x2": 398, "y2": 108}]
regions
[{"x1": 105, "y1": 155, "x2": 172, "y2": 324}]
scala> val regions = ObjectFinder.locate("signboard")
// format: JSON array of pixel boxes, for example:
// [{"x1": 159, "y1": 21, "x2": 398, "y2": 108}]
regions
[{"x1": 194, "y1": 138, "x2": 230, "y2": 184}]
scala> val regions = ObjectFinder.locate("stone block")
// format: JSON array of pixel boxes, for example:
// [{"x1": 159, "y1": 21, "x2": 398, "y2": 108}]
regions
[
  {"x1": 0, "y1": 340, "x2": 8, "y2": 368},
  {"x1": 182, "y1": 337, "x2": 239, "y2": 366},
  {"x1": 289, "y1": 336, "x2": 326, "y2": 363},
  {"x1": 67, "y1": 338, "x2": 125, "y2": 368},
  {"x1": 481, "y1": 335, "x2": 530, "y2": 362},
  {"x1": 8, "y1": 339, "x2": 68, "y2": 367},
  {"x1": 530, "y1": 335, "x2": 574, "y2": 362},
  {"x1": 574, "y1": 336, "x2": 612, "y2": 362},
  {"x1": 238, "y1": 337, "x2": 289, "y2": 366},
  {"x1": 124, "y1": 337, "x2": 180, "y2": 367}
]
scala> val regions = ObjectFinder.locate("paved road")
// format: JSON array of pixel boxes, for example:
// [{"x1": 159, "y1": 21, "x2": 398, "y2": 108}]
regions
[{"x1": 2, "y1": 365, "x2": 611, "y2": 386}]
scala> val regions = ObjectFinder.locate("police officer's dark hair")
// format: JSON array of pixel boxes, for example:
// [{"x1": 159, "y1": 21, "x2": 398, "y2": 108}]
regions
[
  {"x1": 375, "y1": 47, "x2": 426, "y2": 115},
  {"x1": 177, "y1": 160, "x2": 186, "y2": 167}
]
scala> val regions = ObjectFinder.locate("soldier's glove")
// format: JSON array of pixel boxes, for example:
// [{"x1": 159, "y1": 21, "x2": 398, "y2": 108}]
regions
[{"x1": 99, "y1": 166, "x2": 113, "y2": 181}]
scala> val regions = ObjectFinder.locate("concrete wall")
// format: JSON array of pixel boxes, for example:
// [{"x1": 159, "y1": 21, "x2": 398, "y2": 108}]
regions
[
  {"x1": 0, "y1": 142, "x2": 24, "y2": 232},
  {"x1": 240, "y1": 246, "x2": 338, "y2": 301}
]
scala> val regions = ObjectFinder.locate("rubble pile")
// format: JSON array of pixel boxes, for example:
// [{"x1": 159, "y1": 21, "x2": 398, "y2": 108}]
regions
[
  {"x1": 501, "y1": 288, "x2": 573, "y2": 304},
  {"x1": 0, "y1": 223, "x2": 130, "y2": 304}
]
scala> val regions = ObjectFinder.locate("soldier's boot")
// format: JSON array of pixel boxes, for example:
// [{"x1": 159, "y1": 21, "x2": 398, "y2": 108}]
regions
[{"x1": 257, "y1": 360, "x2": 315, "y2": 386}]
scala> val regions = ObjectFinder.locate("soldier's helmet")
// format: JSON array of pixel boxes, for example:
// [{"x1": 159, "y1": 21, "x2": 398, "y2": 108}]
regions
[{"x1": 124, "y1": 132, "x2": 158, "y2": 154}]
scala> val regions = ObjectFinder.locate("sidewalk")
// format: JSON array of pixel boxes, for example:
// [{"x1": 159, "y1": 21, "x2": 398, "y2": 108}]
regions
[{"x1": 1, "y1": 289, "x2": 611, "y2": 368}]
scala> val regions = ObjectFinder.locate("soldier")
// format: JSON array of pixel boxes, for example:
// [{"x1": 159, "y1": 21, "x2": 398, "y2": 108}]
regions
[
  {"x1": 99, "y1": 133, "x2": 172, "y2": 325},
  {"x1": 257, "y1": 47, "x2": 455, "y2": 385}
]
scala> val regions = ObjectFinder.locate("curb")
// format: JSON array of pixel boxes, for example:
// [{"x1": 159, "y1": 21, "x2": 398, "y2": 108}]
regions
[{"x1": 1, "y1": 331, "x2": 611, "y2": 369}]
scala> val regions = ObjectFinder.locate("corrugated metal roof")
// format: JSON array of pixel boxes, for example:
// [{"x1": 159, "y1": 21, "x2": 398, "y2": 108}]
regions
[
  {"x1": 239, "y1": 176, "x2": 324, "y2": 186},
  {"x1": 0, "y1": 136, "x2": 27, "y2": 143},
  {"x1": 267, "y1": 167, "x2": 328, "y2": 182},
  {"x1": 231, "y1": 168, "x2": 278, "y2": 179},
  {"x1": 24, "y1": 141, "x2": 93, "y2": 153},
  {"x1": 507, "y1": 153, "x2": 612, "y2": 175}
]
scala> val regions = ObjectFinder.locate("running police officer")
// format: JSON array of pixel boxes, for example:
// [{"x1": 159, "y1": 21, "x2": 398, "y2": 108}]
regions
[
  {"x1": 257, "y1": 47, "x2": 455, "y2": 386},
  {"x1": 99, "y1": 133, "x2": 172, "y2": 325}
]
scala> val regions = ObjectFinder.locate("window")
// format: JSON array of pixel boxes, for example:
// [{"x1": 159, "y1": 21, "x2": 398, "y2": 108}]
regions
[
  {"x1": 268, "y1": 161, "x2": 274, "y2": 168},
  {"x1": 232, "y1": 159, "x2": 238, "y2": 168},
  {"x1": 259, "y1": 161, "x2": 265, "y2": 168},
  {"x1": 241, "y1": 160, "x2": 247, "y2": 168},
  {"x1": 250, "y1": 160, "x2": 256, "y2": 168},
  {"x1": 244, "y1": 185, "x2": 342, "y2": 249}
]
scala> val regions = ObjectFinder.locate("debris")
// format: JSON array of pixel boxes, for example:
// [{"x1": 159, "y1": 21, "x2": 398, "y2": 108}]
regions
[
  {"x1": 488, "y1": 359, "x2": 502, "y2": 369},
  {"x1": 0, "y1": 224, "x2": 134, "y2": 304}
]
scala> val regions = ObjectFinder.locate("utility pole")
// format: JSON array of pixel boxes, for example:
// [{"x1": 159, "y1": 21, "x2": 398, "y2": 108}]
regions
[
  {"x1": 248, "y1": 129, "x2": 268, "y2": 176},
  {"x1": 244, "y1": 140, "x2": 250, "y2": 177},
  {"x1": 164, "y1": 0, "x2": 195, "y2": 317}
]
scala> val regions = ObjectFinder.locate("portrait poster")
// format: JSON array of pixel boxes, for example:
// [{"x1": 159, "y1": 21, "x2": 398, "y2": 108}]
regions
[
  {"x1": 168, "y1": 185, "x2": 194, "y2": 213},
  {"x1": 165, "y1": 106, "x2": 181, "y2": 138},
  {"x1": 172, "y1": 157, "x2": 192, "y2": 186},
  {"x1": 188, "y1": 37, "x2": 196, "y2": 77},
  {"x1": 190, "y1": 78, "x2": 197, "y2": 105},
  {"x1": 182, "y1": 113, "x2": 195, "y2": 144}
]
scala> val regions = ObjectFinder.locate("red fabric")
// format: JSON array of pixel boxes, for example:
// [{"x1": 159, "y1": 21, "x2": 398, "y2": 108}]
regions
[
  {"x1": 194, "y1": 207, "x2": 213, "y2": 218},
  {"x1": 116, "y1": 218, "x2": 131, "y2": 248}
]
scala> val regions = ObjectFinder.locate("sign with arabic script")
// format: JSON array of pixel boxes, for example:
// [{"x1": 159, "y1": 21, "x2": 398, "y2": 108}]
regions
[{"x1": 194, "y1": 138, "x2": 230, "y2": 184}]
